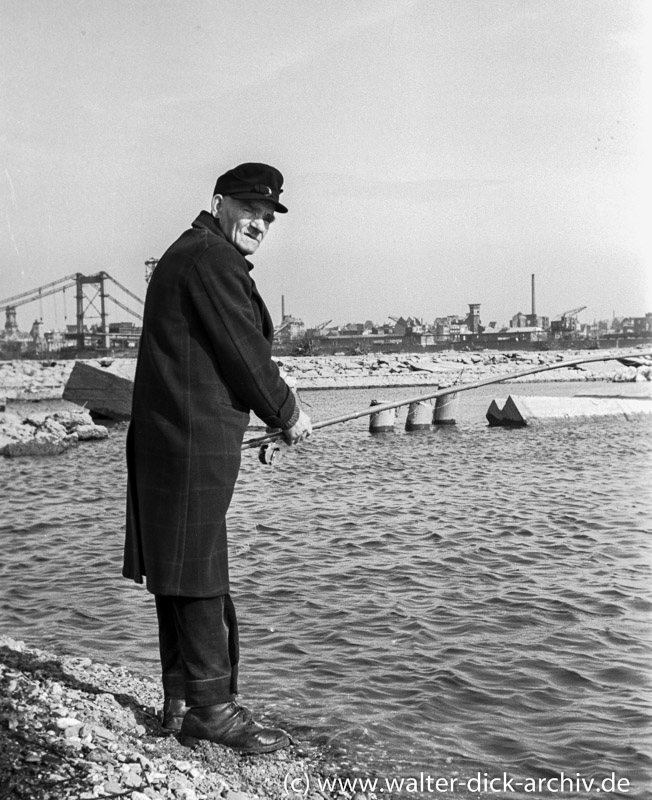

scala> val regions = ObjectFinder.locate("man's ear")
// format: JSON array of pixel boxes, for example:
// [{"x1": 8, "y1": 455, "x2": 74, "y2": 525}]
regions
[{"x1": 211, "y1": 194, "x2": 223, "y2": 217}]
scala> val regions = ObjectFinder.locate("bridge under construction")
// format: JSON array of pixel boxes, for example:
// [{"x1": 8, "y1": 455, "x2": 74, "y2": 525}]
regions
[{"x1": 1, "y1": 272, "x2": 145, "y2": 349}]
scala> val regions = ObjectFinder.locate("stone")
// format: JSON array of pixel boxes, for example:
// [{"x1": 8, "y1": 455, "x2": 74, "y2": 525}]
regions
[
  {"x1": 122, "y1": 771, "x2": 143, "y2": 789},
  {"x1": 55, "y1": 717, "x2": 81, "y2": 729},
  {"x1": 0, "y1": 403, "x2": 108, "y2": 456},
  {"x1": 50, "y1": 409, "x2": 94, "y2": 428},
  {"x1": 45, "y1": 772, "x2": 67, "y2": 783},
  {"x1": 175, "y1": 788, "x2": 197, "y2": 800},
  {"x1": 87, "y1": 750, "x2": 112, "y2": 763},
  {"x1": 0, "y1": 412, "x2": 73, "y2": 457},
  {"x1": 75, "y1": 424, "x2": 109, "y2": 440},
  {"x1": 92, "y1": 724, "x2": 116, "y2": 741},
  {"x1": 146, "y1": 771, "x2": 168, "y2": 786}
]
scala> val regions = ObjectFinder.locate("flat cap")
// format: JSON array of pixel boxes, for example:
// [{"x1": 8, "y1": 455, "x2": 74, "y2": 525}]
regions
[{"x1": 213, "y1": 162, "x2": 288, "y2": 213}]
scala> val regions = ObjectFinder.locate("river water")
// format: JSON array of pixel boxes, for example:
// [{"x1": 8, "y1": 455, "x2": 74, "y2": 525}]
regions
[{"x1": 1, "y1": 382, "x2": 651, "y2": 798}]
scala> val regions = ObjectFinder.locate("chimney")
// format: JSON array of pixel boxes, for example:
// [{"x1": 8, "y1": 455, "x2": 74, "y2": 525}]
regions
[
  {"x1": 531, "y1": 274, "x2": 536, "y2": 316},
  {"x1": 281, "y1": 294, "x2": 285, "y2": 323}
]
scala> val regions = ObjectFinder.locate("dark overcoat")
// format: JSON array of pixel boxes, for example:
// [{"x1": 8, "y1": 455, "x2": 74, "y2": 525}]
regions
[{"x1": 123, "y1": 211, "x2": 297, "y2": 597}]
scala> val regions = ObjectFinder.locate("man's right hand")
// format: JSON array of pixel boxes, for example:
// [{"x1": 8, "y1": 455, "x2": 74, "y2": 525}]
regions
[{"x1": 282, "y1": 409, "x2": 312, "y2": 445}]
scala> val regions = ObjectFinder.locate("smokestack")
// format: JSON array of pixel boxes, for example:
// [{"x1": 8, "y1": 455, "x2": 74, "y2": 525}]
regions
[
  {"x1": 531, "y1": 274, "x2": 536, "y2": 316},
  {"x1": 281, "y1": 294, "x2": 285, "y2": 323}
]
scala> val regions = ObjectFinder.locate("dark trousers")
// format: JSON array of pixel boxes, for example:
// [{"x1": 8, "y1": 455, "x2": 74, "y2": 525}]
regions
[{"x1": 155, "y1": 594, "x2": 239, "y2": 707}]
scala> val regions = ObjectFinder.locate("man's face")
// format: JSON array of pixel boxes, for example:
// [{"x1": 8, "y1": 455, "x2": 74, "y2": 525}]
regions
[{"x1": 212, "y1": 195, "x2": 276, "y2": 256}]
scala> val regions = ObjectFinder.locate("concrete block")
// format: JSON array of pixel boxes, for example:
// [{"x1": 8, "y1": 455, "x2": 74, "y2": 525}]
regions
[{"x1": 486, "y1": 394, "x2": 652, "y2": 426}]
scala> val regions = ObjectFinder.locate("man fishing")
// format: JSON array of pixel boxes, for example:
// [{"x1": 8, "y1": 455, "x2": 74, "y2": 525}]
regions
[{"x1": 123, "y1": 162, "x2": 311, "y2": 754}]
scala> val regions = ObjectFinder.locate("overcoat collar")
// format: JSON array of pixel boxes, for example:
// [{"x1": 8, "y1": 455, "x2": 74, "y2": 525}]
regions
[{"x1": 191, "y1": 210, "x2": 255, "y2": 271}]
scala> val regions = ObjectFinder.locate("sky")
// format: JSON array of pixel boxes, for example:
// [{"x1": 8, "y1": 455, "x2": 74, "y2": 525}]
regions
[{"x1": 1, "y1": 0, "x2": 649, "y2": 332}]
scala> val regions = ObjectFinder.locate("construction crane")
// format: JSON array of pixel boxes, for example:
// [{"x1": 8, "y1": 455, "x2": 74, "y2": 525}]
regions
[
  {"x1": 550, "y1": 305, "x2": 587, "y2": 338},
  {"x1": 559, "y1": 305, "x2": 587, "y2": 329},
  {"x1": 310, "y1": 319, "x2": 332, "y2": 334},
  {"x1": 274, "y1": 318, "x2": 292, "y2": 336},
  {"x1": 559, "y1": 305, "x2": 587, "y2": 319}
]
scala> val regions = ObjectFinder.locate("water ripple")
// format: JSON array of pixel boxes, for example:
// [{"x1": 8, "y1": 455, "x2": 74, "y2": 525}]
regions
[{"x1": 1, "y1": 386, "x2": 651, "y2": 797}]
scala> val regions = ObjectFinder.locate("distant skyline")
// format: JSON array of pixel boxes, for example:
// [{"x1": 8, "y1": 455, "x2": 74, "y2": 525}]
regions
[{"x1": 1, "y1": 1, "x2": 649, "y2": 332}]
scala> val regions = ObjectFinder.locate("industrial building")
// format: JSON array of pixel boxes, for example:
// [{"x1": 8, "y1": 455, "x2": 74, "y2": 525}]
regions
[{"x1": 2, "y1": 271, "x2": 649, "y2": 358}]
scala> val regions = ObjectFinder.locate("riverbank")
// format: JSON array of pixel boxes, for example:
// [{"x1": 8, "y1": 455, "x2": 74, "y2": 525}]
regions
[
  {"x1": 0, "y1": 636, "x2": 349, "y2": 800},
  {"x1": 1, "y1": 349, "x2": 650, "y2": 402}
]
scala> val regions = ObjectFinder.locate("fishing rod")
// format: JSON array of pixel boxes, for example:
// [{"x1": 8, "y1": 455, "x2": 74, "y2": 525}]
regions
[{"x1": 242, "y1": 349, "x2": 652, "y2": 452}]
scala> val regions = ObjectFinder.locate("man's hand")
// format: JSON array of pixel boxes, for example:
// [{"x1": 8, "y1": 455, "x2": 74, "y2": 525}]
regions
[{"x1": 282, "y1": 409, "x2": 312, "y2": 445}]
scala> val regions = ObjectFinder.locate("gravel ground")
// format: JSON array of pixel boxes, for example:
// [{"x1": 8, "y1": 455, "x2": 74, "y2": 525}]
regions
[{"x1": 0, "y1": 636, "x2": 361, "y2": 800}]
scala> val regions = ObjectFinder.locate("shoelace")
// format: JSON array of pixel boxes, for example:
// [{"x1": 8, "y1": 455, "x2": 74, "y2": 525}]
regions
[{"x1": 232, "y1": 702, "x2": 254, "y2": 721}]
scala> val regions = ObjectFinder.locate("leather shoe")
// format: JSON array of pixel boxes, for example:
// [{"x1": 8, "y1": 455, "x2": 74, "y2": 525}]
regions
[
  {"x1": 178, "y1": 700, "x2": 289, "y2": 754},
  {"x1": 161, "y1": 695, "x2": 189, "y2": 733}
]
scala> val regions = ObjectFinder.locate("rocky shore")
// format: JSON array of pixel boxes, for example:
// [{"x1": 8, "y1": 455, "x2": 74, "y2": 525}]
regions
[
  {"x1": 1, "y1": 349, "x2": 650, "y2": 403},
  {"x1": 0, "y1": 408, "x2": 108, "y2": 457},
  {"x1": 276, "y1": 349, "x2": 651, "y2": 389},
  {"x1": 1, "y1": 350, "x2": 649, "y2": 456},
  {"x1": 0, "y1": 636, "x2": 351, "y2": 800}
]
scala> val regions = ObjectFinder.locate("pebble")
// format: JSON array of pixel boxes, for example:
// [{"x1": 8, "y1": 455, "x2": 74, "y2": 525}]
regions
[
  {"x1": 56, "y1": 717, "x2": 81, "y2": 728},
  {"x1": 88, "y1": 750, "x2": 111, "y2": 763},
  {"x1": 175, "y1": 788, "x2": 198, "y2": 800},
  {"x1": 93, "y1": 725, "x2": 116, "y2": 741},
  {"x1": 122, "y1": 771, "x2": 144, "y2": 788}
]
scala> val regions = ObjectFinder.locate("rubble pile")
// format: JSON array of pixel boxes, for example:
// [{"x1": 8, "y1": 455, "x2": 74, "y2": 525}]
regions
[
  {"x1": 276, "y1": 351, "x2": 652, "y2": 389},
  {"x1": 0, "y1": 350, "x2": 649, "y2": 403},
  {"x1": 0, "y1": 636, "x2": 343, "y2": 800},
  {"x1": 0, "y1": 361, "x2": 75, "y2": 401},
  {"x1": 0, "y1": 409, "x2": 108, "y2": 457}
]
